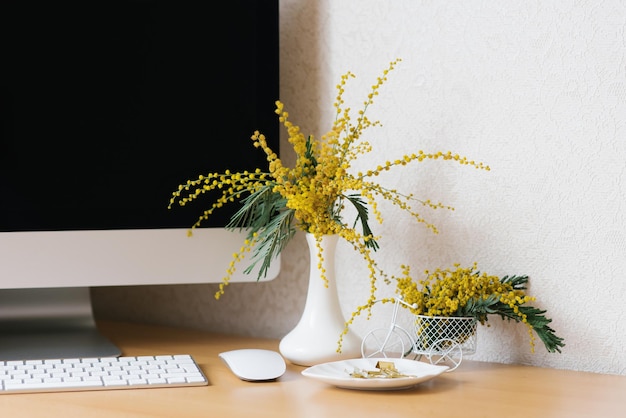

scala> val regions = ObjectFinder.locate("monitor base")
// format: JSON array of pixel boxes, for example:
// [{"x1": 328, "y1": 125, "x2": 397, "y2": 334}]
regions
[{"x1": 0, "y1": 287, "x2": 121, "y2": 361}]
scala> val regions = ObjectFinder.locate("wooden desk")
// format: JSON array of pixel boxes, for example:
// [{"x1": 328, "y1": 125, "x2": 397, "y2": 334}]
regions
[{"x1": 1, "y1": 321, "x2": 624, "y2": 417}]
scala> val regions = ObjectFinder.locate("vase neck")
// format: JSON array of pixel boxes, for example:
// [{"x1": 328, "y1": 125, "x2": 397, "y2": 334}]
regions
[{"x1": 305, "y1": 233, "x2": 339, "y2": 289}]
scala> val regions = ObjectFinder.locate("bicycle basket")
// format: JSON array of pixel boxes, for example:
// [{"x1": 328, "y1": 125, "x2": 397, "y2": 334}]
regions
[{"x1": 413, "y1": 315, "x2": 477, "y2": 356}]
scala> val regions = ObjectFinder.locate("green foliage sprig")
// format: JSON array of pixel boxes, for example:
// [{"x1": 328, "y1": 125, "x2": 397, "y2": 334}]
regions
[{"x1": 455, "y1": 274, "x2": 564, "y2": 353}]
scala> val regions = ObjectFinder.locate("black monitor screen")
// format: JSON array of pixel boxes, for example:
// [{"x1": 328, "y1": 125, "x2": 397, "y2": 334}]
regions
[{"x1": 1, "y1": 0, "x2": 279, "y2": 231}]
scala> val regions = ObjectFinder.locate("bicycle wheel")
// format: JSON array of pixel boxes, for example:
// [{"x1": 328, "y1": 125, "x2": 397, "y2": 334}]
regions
[
  {"x1": 427, "y1": 338, "x2": 463, "y2": 371},
  {"x1": 361, "y1": 327, "x2": 413, "y2": 359}
]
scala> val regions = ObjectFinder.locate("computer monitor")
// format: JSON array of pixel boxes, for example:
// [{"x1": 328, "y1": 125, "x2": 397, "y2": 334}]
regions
[{"x1": 0, "y1": 0, "x2": 280, "y2": 360}]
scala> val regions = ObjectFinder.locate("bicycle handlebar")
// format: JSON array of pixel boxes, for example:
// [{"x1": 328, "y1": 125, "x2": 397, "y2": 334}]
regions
[{"x1": 369, "y1": 297, "x2": 418, "y2": 310}]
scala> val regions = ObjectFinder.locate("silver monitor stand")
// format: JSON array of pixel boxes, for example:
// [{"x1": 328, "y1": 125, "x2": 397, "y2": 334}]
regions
[{"x1": 0, "y1": 287, "x2": 121, "y2": 361}]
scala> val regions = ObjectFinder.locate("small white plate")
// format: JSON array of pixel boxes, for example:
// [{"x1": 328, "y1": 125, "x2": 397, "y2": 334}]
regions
[{"x1": 301, "y1": 358, "x2": 448, "y2": 390}]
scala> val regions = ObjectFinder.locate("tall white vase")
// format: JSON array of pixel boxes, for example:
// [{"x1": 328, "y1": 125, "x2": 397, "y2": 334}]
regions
[{"x1": 279, "y1": 233, "x2": 362, "y2": 366}]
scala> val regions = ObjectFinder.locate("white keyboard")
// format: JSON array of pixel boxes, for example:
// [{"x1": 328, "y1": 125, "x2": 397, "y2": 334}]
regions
[{"x1": 0, "y1": 354, "x2": 208, "y2": 394}]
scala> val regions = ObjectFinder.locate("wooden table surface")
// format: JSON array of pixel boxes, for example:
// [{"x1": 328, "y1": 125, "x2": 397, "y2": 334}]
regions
[{"x1": 1, "y1": 320, "x2": 624, "y2": 417}]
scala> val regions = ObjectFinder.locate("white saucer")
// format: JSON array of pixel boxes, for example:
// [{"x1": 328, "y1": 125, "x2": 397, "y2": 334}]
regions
[{"x1": 301, "y1": 358, "x2": 448, "y2": 390}]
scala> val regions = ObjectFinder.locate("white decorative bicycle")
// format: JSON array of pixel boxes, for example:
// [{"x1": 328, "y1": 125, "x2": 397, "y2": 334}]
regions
[{"x1": 360, "y1": 298, "x2": 477, "y2": 371}]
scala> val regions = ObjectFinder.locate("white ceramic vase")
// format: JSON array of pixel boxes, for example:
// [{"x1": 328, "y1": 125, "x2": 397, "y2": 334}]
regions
[{"x1": 279, "y1": 233, "x2": 362, "y2": 366}]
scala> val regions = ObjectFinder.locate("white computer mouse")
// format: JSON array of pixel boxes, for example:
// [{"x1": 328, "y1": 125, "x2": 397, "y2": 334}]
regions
[{"x1": 218, "y1": 349, "x2": 286, "y2": 381}]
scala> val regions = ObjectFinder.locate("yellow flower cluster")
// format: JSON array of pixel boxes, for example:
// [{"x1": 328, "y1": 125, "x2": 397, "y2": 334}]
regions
[
  {"x1": 343, "y1": 259, "x2": 568, "y2": 354},
  {"x1": 170, "y1": 169, "x2": 269, "y2": 232},
  {"x1": 343, "y1": 263, "x2": 546, "y2": 353},
  {"x1": 397, "y1": 263, "x2": 538, "y2": 351},
  {"x1": 169, "y1": 59, "x2": 489, "y2": 300},
  {"x1": 395, "y1": 263, "x2": 532, "y2": 317}
]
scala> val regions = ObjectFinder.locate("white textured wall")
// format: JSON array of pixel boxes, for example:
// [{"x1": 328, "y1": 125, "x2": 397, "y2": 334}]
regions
[{"x1": 94, "y1": 0, "x2": 626, "y2": 376}]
